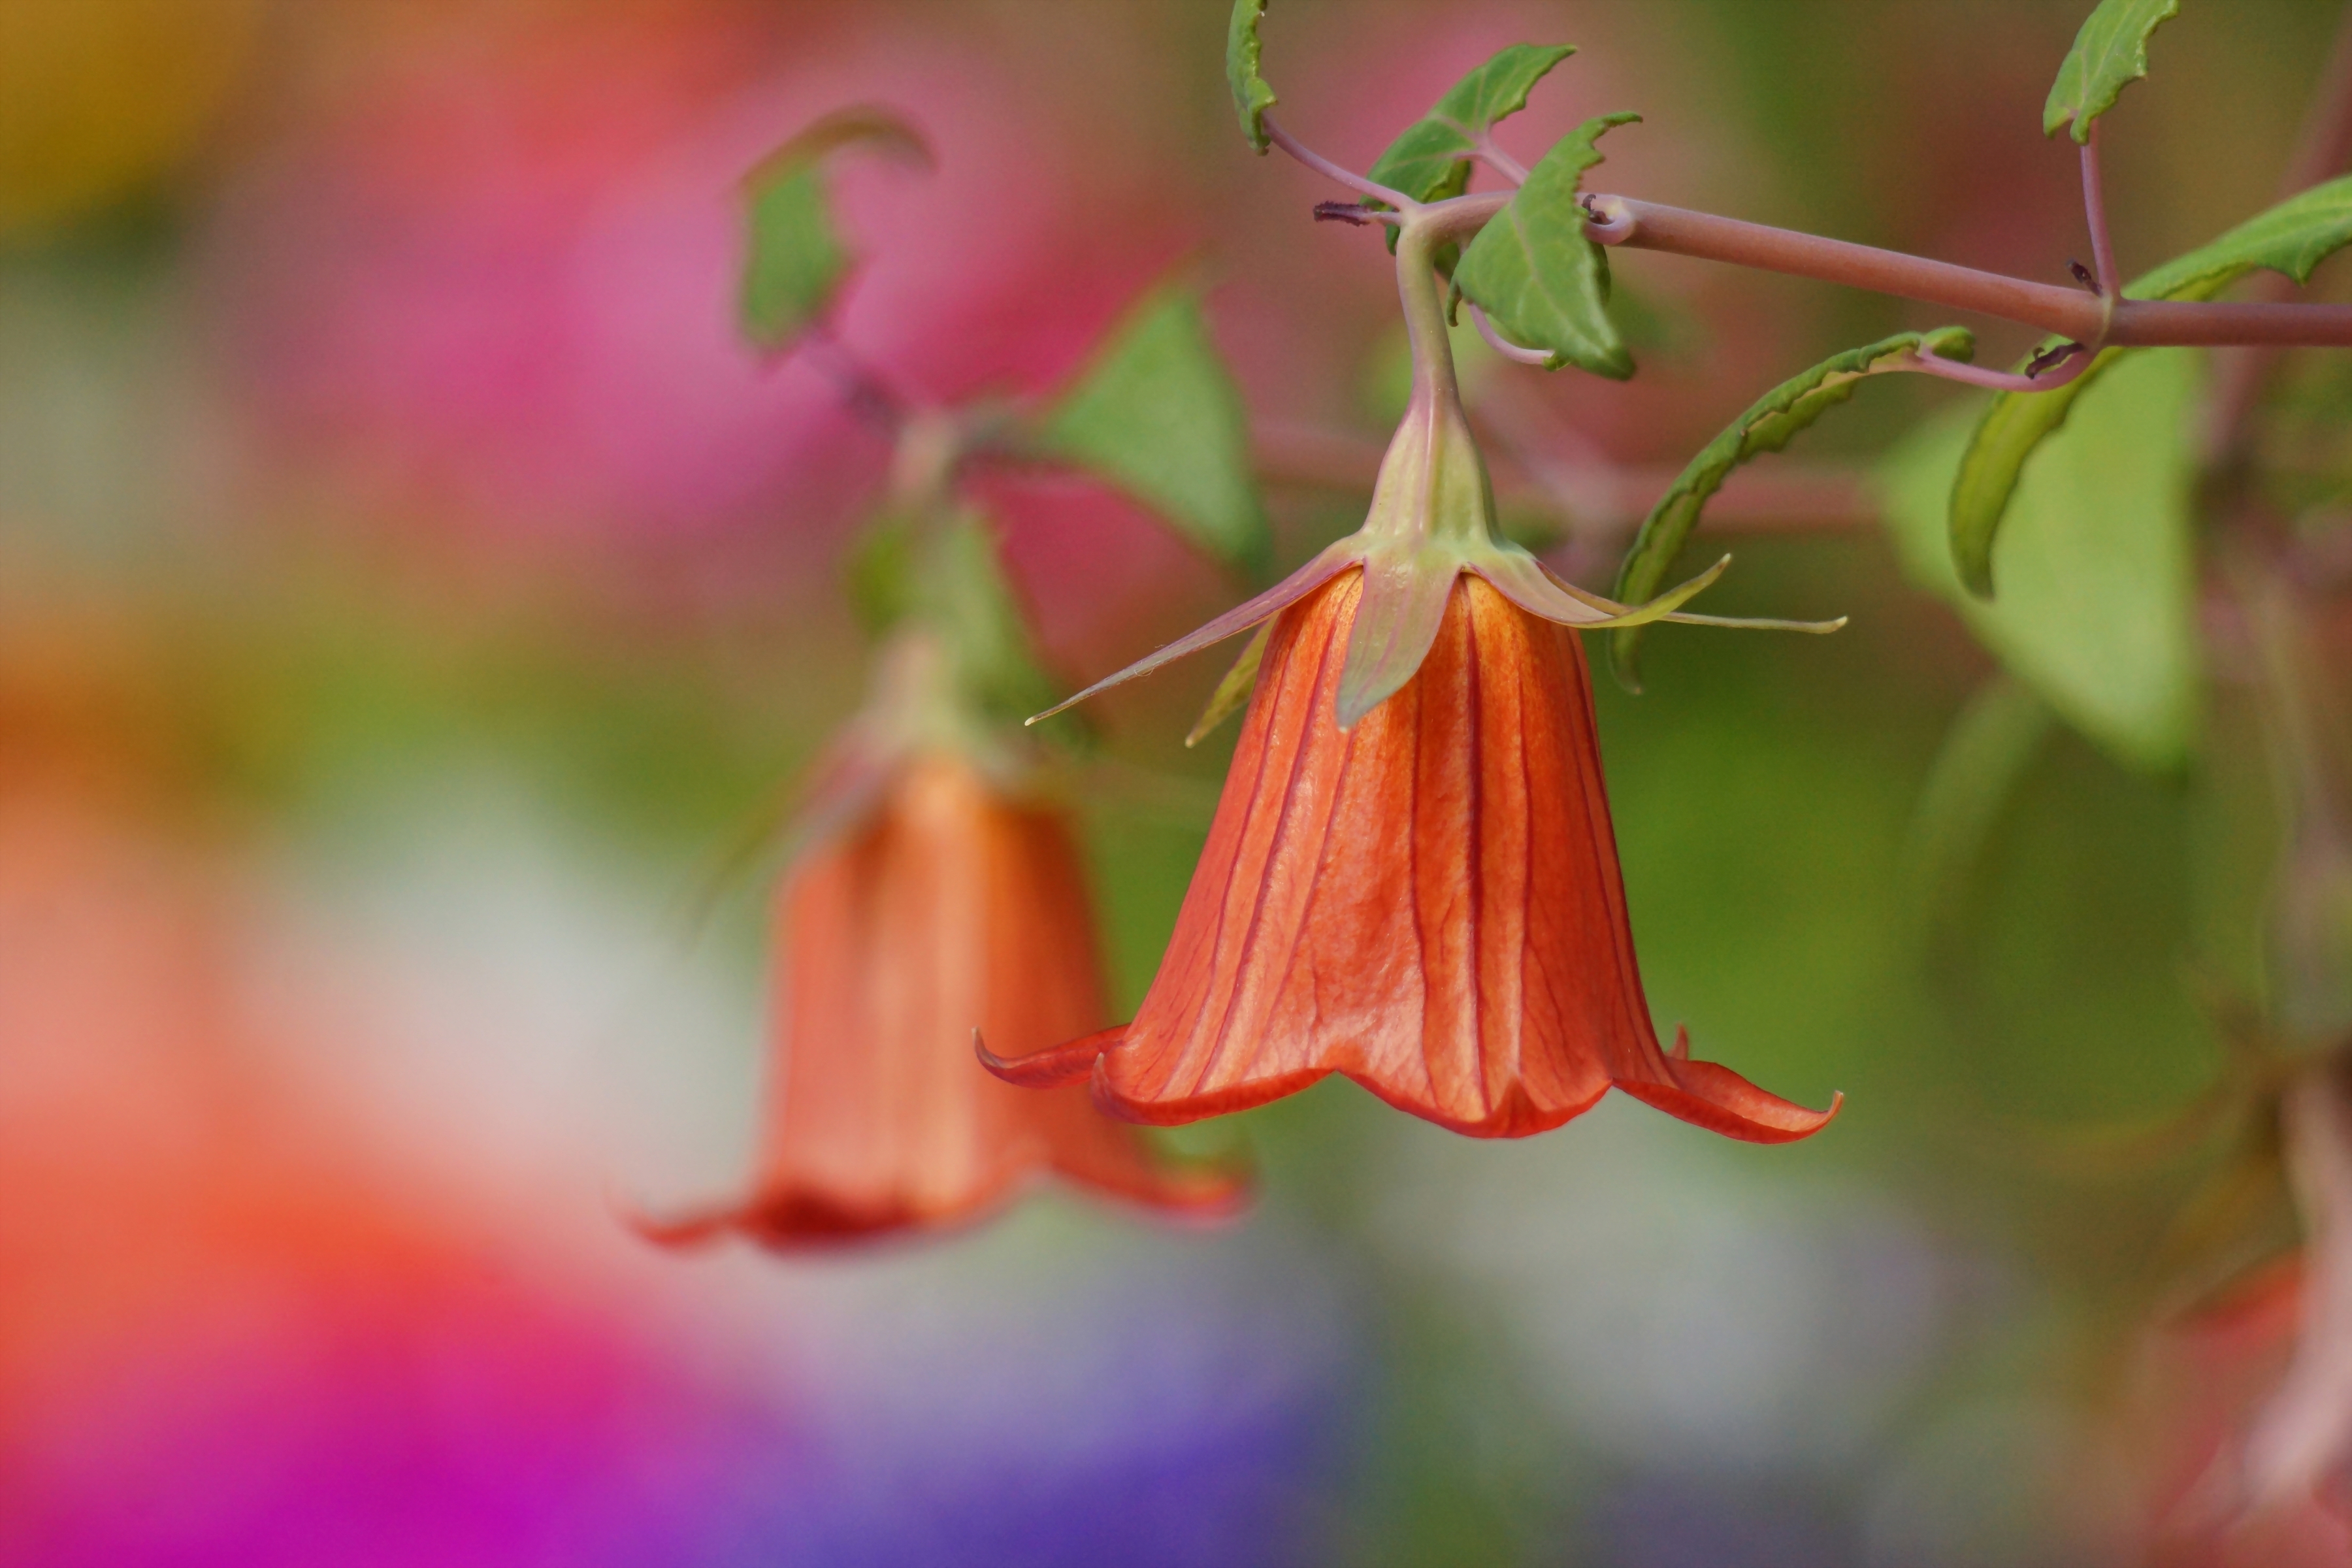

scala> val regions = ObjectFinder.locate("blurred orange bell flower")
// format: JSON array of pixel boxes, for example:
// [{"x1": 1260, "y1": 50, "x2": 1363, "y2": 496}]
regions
[
  {"x1": 985, "y1": 569, "x2": 1838, "y2": 1141},
  {"x1": 644, "y1": 636, "x2": 1245, "y2": 1248}
]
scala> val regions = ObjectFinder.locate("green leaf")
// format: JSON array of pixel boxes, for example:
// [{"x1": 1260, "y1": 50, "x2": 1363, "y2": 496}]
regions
[
  {"x1": 1365, "y1": 44, "x2": 1577, "y2": 205},
  {"x1": 1040, "y1": 286, "x2": 1272, "y2": 576},
  {"x1": 1228, "y1": 0, "x2": 1277, "y2": 154},
  {"x1": 739, "y1": 108, "x2": 928, "y2": 351},
  {"x1": 2044, "y1": 0, "x2": 2181, "y2": 144},
  {"x1": 742, "y1": 167, "x2": 842, "y2": 352},
  {"x1": 1950, "y1": 176, "x2": 2352, "y2": 596},
  {"x1": 1884, "y1": 349, "x2": 2202, "y2": 772},
  {"x1": 847, "y1": 508, "x2": 1057, "y2": 725},
  {"x1": 1899, "y1": 674, "x2": 2055, "y2": 932},
  {"x1": 2132, "y1": 172, "x2": 2352, "y2": 297},
  {"x1": 1452, "y1": 112, "x2": 1641, "y2": 378},
  {"x1": 1608, "y1": 327, "x2": 1973, "y2": 690}
]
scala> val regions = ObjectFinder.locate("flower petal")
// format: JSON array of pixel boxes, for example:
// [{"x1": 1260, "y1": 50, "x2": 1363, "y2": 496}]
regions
[
  {"x1": 1097, "y1": 573, "x2": 1632, "y2": 1135},
  {"x1": 1028, "y1": 541, "x2": 1360, "y2": 725},
  {"x1": 1610, "y1": 1025, "x2": 1844, "y2": 1143},
  {"x1": 975, "y1": 1023, "x2": 1120, "y2": 1087},
  {"x1": 1335, "y1": 555, "x2": 1462, "y2": 730}
]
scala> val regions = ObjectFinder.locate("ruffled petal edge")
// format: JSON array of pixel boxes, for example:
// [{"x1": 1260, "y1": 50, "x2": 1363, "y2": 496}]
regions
[{"x1": 1612, "y1": 1024, "x2": 1843, "y2": 1144}]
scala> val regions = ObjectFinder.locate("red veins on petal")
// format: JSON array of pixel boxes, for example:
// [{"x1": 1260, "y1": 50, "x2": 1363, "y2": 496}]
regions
[
  {"x1": 642, "y1": 755, "x2": 1245, "y2": 1249},
  {"x1": 984, "y1": 568, "x2": 1839, "y2": 1143}
]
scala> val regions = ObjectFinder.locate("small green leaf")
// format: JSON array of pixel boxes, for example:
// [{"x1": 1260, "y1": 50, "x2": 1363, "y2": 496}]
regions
[
  {"x1": 1365, "y1": 44, "x2": 1577, "y2": 205},
  {"x1": 739, "y1": 108, "x2": 929, "y2": 351},
  {"x1": 1608, "y1": 327, "x2": 1972, "y2": 690},
  {"x1": 1040, "y1": 286, "x2": 1272, "y2": 577},
  {"x1": 2044, "y1": 0, "x2": 2181, "y2": 144},
  {"x1": 1950, "y1": 175, "x2": 2352, "y2": 596},
  {"x1": 742, "y1": 167, "x2": 842, "y2": 351},
  {"x1": 1228, "y1": 0, "x2": 1277, "y2": 154},
  {"x1": 1452, "y1": 112, "x2": 1640, "y2": 378},
  {"x1": 1884, "y1": 349, "x2": 2202, "y2": 773}
]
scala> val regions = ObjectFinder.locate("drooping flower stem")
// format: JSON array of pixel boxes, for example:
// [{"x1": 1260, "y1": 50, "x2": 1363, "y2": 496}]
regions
[
  {"x1": 1369, "y1": 208, "x2": 1507, "y2": 559},
  {"x1": 1392, "y1": 217, "x2": 1467, "y2": 440}
]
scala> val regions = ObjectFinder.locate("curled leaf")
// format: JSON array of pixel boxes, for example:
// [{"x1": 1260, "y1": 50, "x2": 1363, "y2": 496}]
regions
[
  {"x1": 1451, "y1": 112, "x2": 1641, "y2": 379},
  {"x1": 1951, "y1": 176, "x2": 2352, "y2": 597},
  {"x1": 1227, "y1": 0, "x2": 1277, "y2": 153},
  {"x1": 1608, "y1": 327, "x2": 1970, "y2": 691},
  {"x1": 1885, "y1": 350, "x2": 2202, "y2": 773},
  {"x1": 2044, "y1": 0, "x2": 2181, "y2": 144},
  {"x1": 738, "y1": 108, "x2": 930, "y2": 351}
]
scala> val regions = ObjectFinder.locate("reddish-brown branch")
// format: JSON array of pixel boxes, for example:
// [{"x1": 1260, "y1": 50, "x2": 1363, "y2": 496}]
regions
[
  {"x1": 1586, "y1": 197, "x2": 2104, "y2": 340},
  {"x1": 1584, "y1": 196, "x2": 2352, "y2": 348}
]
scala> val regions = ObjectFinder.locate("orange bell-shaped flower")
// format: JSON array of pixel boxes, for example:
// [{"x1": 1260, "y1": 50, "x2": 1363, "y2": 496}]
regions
[
  {"x1": 988, "y1": 568, "x2": 1837, "y2": 1141},
  {"x1": 644, "y1": 641, "x2": 1244, "y2": 1247},
  {"x1": 983, "y1": 215, "x2": 1838, "y2": 1142}
]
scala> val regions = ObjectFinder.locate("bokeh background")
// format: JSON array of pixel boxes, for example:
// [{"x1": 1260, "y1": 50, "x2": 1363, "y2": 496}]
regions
[{"x1": 1, "y1": 0, "x2": 2345, "y2": 1563}]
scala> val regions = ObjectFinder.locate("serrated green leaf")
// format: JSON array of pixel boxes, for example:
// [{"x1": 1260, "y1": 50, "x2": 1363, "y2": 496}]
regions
[
  {"x1": 1365, "y1": 44, "x2": 1577, "y2": 205},
  {"x1": 1885, "y1": 350, "x2": 2202, "y2": 772},
  {"x1": 1228, "y1": 0, "x2": 1277, "y2": 154},
  {"x1": 1452, "y1": 112, "x2": 1640, "y2": 378},
  {"x1": 1609, "y1": 327, "x2": 1972, "y2": 690},
  {"x1": 2134, "y1": 173, "x2": 2352, "y2": 297},
  {"x1": 1950, "y1": 176, "x2": 2352, "y2": 596},
  {"x1": 1041, "y1": 286, "x2": 1271, "y2": 577},
  {"x1": 738, "y1": 109, "x2": 928, "y2": 352},
  {"x1": 2044, "y1": 0, "x2": 2181, "y2": 144}
]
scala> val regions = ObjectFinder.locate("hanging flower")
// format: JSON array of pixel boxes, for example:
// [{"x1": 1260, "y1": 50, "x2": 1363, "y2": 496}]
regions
[
  {"x1": 644, "y1": 634, "x2": 1245, "y2": 1247},
  {"x1": 982, "y1": 218, "x2": 1840, "y2": 1143}
]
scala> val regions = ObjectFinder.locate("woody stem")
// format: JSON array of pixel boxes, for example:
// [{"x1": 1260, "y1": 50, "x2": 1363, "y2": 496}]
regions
[{"x1": 1578, "y1": 196, "x2": 2352, "y2": 348}]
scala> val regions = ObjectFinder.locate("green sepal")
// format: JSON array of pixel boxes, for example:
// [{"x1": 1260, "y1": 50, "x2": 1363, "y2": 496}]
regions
[
  {"x1": 1228, "y1": 0, "x2": 1277, "y2": 153},
  {"x1": 1609, "y1": 327, "x2": 1972, "y2": 691},
  {"x1": 2044, "y1": 0, "x2": 2181, "y2": 144},
  {"x1": 1037, "y1": 284, "x2": 1273, "y2": 578},
  {"x1": 845, "y1": 508, "x2": 1061, "y2": 730},
  {"x1": 1184, "y1": 623, "x2": 1269, "y2": 747},
  {"x1": 1452, "y1": 112, "x2": 1641, "y2": 379},
  {"x1": 739, "y1": 108, "x2": 929, "y2": 352},
  {"x1": 1886, "y1": 349, "x2": 2202, "y2": 774},
  {"x1": 1950, "y1": 176, "x2": 2352, "y2": 596},
  {"x1": 1367, "y1": 44, "x2": 1577, "y2": 206}
]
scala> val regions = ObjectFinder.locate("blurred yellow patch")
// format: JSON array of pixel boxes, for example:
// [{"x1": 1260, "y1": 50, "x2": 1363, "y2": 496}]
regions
[{"x1": 0, "y1": 0, "x2": 262, "y2": 235}]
